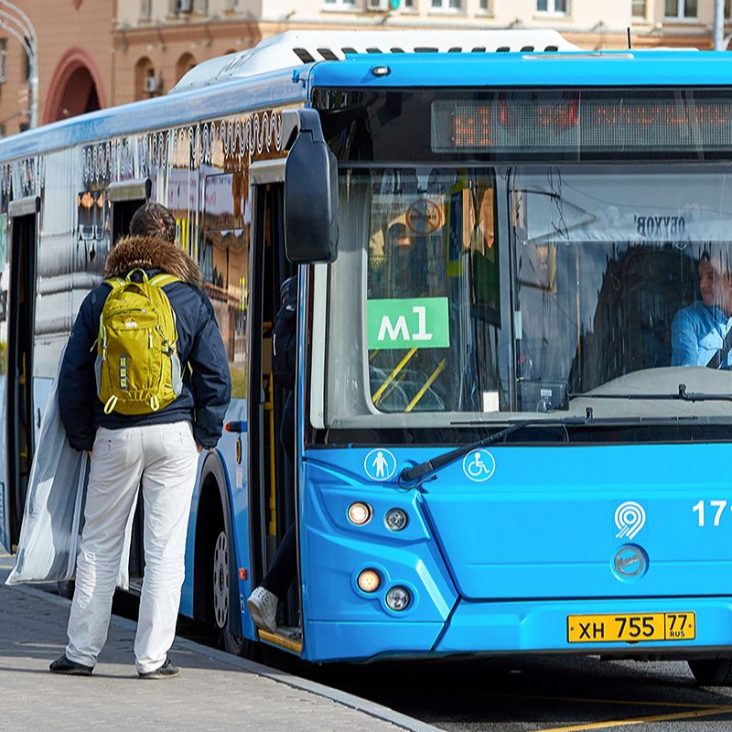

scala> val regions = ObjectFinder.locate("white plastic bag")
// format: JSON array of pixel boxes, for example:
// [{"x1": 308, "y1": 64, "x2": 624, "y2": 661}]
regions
[{"x1": 6, "y1": 354, "x2": 132, "y2": 588}]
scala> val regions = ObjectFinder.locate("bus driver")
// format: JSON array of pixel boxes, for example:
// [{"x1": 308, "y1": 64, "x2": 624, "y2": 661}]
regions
[{"x1": 671, "y1": 251, "x2": 732, "y2": 369}]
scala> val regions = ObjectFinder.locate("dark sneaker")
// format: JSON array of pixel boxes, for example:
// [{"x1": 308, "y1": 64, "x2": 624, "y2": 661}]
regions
[
  {"x1": 138, "y1": 658, "x2": 179, "y2": 680},
  {"x1": 49, "y1": 654, "x2": 93, "y2": 676}
]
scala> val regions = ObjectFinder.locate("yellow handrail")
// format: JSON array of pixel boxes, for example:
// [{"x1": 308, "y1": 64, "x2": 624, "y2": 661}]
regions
[
  {"x1": 266, "y1": 374, "x2": 276, "y2": 537},
  {"x1": 406, "y1": 358, "x2": 446, "y2": 413},
  {"x1": 372, "y1": 348, "x2": 417, "y2": 406}
]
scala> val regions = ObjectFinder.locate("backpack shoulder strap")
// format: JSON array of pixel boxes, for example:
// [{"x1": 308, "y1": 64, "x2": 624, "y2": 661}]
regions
[
  {"x1": 148, "y1": 274, "x2": 181, "y2": 349},
  {"x1": 149, "y1": 273, "x2": 181, "y2": 288},
  {"x1": 104, "y1": 277, "x2": 126, "y2": 291}
]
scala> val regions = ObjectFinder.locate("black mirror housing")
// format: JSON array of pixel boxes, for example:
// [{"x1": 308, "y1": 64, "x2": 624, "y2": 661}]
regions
[{"x1": 284, "y1": 109, "x2": 339, "y2": 264}]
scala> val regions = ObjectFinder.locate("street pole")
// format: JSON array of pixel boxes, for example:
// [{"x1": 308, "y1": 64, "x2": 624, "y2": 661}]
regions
[
  {"x1": 0, "y1": 2, "x2": 37, "y2": 128},
  {"x1": 713, "y1": 0, "x2": 725, "y2": 50},
  {"x1": 26, "y1": 32, "x2": 37, "y2": 129}
]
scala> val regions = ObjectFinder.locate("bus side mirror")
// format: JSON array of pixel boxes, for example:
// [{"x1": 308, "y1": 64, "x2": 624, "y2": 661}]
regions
[{"x1": 284, "y1": 109, "x2": 338, "y2": 263}]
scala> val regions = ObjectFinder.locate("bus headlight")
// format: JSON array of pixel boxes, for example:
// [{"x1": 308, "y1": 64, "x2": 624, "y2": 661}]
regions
[
  {"x1": 348, "y1": 502, "x2": 372, "y2": 526},
  {"x1": 357, "y1": 569, "x2": 381, "y2": 593},
  {"x1": 386, "y1": 586, "x2": 411, "y2": 611},
  {"x1": 385, "y1": 508, "x2": 408, "y2": 532}
]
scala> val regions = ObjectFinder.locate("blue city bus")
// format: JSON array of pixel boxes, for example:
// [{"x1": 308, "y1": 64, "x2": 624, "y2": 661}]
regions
[{"x1": 5, "y1": 29, "x2": 732, "y2": 683}]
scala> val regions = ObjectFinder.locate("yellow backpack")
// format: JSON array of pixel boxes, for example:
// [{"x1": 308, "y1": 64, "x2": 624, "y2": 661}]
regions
[{"x1": 95, "y1": 269, "x2": 182, "y2": 415}]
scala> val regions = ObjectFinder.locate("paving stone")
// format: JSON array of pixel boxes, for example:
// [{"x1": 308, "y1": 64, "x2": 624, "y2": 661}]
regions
[{"x1": 0, "y1": 554, "x2": 425, "y2": 732}]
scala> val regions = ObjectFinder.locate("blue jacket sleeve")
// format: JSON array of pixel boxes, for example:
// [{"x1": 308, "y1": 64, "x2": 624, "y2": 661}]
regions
[
  {"x1": 188, "y1": 295, "x2": 232, "y2": 448},
  {"x1": 58, "y1": 292, "x2": 99, "y2": 451},
  {"x1": 671, "y1": 308, "x2": 700, "y2": 367}
]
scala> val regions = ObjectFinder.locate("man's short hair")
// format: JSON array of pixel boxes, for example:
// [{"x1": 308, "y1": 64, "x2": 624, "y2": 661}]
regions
[{"x1": 129, "y1": 202, "x2": 176, "y2": 243}]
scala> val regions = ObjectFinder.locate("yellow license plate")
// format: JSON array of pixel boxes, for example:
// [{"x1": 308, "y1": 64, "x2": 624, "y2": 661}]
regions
[{"x1": 567, "y1": 612, "x2": 696, "y2": 643}]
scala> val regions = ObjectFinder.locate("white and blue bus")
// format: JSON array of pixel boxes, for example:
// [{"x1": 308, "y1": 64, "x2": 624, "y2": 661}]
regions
[{"x1": 5, "y1": 29, "x2": 732, "y2": 683}]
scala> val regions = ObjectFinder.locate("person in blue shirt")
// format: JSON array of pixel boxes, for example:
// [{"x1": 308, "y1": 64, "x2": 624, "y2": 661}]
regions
[{"x1": 671, "y1": 252, "x2": 732, "y2": 367}]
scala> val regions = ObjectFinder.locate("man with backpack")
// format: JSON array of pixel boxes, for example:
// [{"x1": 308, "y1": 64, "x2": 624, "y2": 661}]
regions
[{"x1": 50, "y1": 202, "x2": 231, "y2": 679}]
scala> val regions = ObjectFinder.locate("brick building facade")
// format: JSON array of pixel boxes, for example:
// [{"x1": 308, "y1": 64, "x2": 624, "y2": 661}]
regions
[{"x1": 0, "y1": 0, "x2": 113, "y2": 135}]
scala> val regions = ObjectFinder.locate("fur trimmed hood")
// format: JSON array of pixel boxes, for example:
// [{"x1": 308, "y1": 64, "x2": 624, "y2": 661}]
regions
[{"x1": 104, "y1": 235, "x2": 203, "y2": 288}]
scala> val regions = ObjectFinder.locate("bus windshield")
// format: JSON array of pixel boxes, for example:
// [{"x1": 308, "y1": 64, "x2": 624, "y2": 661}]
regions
[{"x1": 321, "y1": 164, "x2": 732, "y2": 429}]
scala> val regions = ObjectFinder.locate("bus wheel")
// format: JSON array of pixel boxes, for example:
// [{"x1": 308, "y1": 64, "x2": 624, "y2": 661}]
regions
[
  {"x1": 688, "y1": 659, "x2": 732, "y2": 686},
  {"x1": 210, "y1": 527, "x2": 255, "y2": 659}
]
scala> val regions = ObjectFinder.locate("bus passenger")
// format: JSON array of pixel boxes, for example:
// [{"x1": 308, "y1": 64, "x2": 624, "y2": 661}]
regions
[
  {"x1": 50, "y1": 202, "x2": 231, "y2": 679},
  {"x1": 247, "y1": 276, "x2": 297, "y2": 634},
  {"x1": 671, "y1": 252, "x2": 732, "y2": 368}
]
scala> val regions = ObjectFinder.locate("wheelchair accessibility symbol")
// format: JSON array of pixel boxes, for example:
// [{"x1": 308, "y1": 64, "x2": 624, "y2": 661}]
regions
[
  {"x1": 462, "y1": 449, "x2": 496, "y2": 483},
  {"x1": 364, "y1": 448, "x2": 398, "y2": 482}
]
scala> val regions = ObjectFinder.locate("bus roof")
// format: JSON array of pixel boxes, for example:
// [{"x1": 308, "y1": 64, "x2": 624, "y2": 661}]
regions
[
  {"x1": 171, "y1": 29, "x2": 579, "y2": 93},
  {"x1": 2, "y1": 35, "x2": 731, "y2": 163},
  {"x1": 0, "y1": 65, "x2": 304, "y2": 161},
  {"x1": 307, "y1": 49, "x2": 732, "y2": 90}
]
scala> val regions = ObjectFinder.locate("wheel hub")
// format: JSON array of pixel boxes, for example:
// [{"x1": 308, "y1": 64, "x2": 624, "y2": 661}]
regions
[{"x1": 212, "y1": 531, "x2": 229, "y2": 630}]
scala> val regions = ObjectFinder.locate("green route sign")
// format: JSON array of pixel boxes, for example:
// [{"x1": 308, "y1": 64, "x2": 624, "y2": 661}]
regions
[{"x1": 367, "y1": 297, "x2": 450, "y2": 350}]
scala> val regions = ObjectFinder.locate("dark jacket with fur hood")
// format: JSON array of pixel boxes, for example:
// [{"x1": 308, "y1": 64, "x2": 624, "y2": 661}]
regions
[{"x1": 59, "y1": 235, "x2": 231, "y2": 450}]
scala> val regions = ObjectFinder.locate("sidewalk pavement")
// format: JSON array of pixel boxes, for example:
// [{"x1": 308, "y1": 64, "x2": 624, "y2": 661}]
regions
[{"x1": 0, "y1": 554, "x2": 439, "y2": 732}]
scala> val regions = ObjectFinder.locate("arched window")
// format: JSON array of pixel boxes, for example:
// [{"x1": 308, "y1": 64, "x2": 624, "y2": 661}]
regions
[
  {"x1": 44, "y1": 49, "x2": 106, "y2": 124},
  {"x1": 175, "y1": 53, "x2": 197, "y2": 84},
  {"x1": 135, "y1": 57, "x2": 157, "y2": 100}
]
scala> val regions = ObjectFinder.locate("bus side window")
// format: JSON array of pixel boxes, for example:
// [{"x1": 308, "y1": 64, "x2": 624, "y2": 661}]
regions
[{"x1": 202, "y1": 172, "x2": 249, "y2": 398}]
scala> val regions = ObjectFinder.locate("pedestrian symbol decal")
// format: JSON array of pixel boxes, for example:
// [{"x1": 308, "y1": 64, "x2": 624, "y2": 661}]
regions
[
  {"x1": 364, "y1": 448, "x2": 397, "y2": 482},
  {"x1": 462, "y1": 449, "x2": 496, "y2": 483}
]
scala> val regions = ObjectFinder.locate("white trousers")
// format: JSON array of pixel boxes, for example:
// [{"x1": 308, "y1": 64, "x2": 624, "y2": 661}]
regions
[{"x1": 65, "y1": 422, "x2": 198, "y2": 673}]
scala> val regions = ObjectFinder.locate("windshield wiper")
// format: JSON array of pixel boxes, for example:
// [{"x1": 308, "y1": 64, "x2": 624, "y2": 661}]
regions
[
  {"x1": 399, "y1": 416, "x2": 591, "y2": 487},
  {"x1": 569, "y1": 384, "x2": 732, "y2": 403}
]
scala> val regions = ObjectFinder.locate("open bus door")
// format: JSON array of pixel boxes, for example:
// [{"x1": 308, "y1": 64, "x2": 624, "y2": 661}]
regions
[
  {"x1": 3, "y1": 196, "x2": 39, "y2": 552},
  {"x1": 249, "y1": 159, "x2": 301, "y2": 649},
  {"x1": 241, "y1": 110, "x2": 337, "y2": 651}
]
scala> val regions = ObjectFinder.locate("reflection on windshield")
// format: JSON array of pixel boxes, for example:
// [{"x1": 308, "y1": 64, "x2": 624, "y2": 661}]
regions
[
  {"x1": 323, "y1": 166, "x2": 732, "y2": 428},
  {"x1": 365, "y1": 169, "x2": 498, "y2": 414},
  {"x1": 513, "y1": 169, "x2": 732, "y2": 398}
]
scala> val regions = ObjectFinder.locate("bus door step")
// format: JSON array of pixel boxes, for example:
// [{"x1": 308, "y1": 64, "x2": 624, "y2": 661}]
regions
[{"x1": 257, "y1": 627, "x2": 303, "y2": 654}]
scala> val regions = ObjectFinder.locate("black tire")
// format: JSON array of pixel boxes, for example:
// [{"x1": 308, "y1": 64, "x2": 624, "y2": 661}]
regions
[
  {"x1": 209, "y1": 526, "x2": 257, "y2": 659},
  {"x1": 688, "y1": 658, "x2": 732, "y2": 686}
]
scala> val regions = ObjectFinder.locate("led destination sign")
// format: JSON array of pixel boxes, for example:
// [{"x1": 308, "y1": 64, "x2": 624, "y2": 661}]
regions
[{"x1": 431, "y1": 91, "x2": 732, "y2": 153}]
